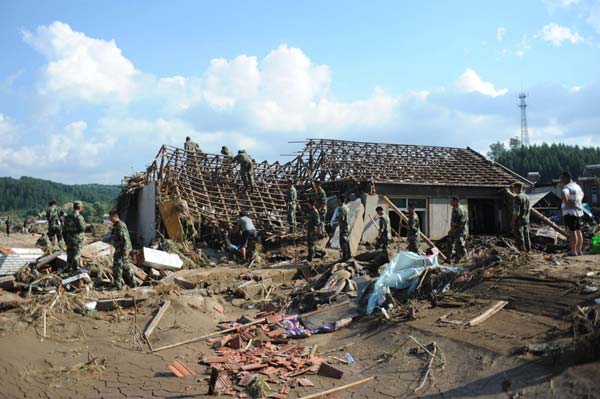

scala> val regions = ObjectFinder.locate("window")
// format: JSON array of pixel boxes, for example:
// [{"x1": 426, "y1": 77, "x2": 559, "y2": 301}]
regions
[
  {"x1": 388, "y1": 197, "x2": 428, "y2": 235},
  {"x1": 592, "y1": 185, "x2": 598, "y2": 204}
]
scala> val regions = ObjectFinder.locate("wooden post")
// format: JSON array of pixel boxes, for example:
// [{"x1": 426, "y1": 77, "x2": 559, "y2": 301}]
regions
[
  {"x1": 297, "y1": 376, "x2": 375, "y2": 399},
  {"x1": 382, "y1": 196, "x2": 446, "y2": 260}
]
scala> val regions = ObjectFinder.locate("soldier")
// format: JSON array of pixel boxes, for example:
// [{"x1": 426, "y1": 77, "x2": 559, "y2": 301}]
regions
[
  {"x1": 233, "y1": 150, "x2": 255, "y2": 192},
  {"x1": 375, "y1": 206, "x2": 391, "y2": 251},
  {"x1": 313, "y1": 180, "x2": 327, "y2": 221},
  {"x1": 184, "y1": 136, "x2": 202, "y2": 153},
  {"x1": 406, "y1": 203, "x2": 421, "y2": 254},
  {"x1": 176, "y1": 200, "x2": 198, "y2": 242},
  {"x1": 36, "y1": 233, "x2": 51, "y2": 255},
  {"x1": 4, "y1": 216, "x2": 11, "y2": 237},
  {"x1": 62, "y1": 202, "x2": 86, "y2": 274},
  {"x1": 286, "y1": 179, "x2": 298, "y2": 233},
  {"x1": 511, "y1": 182, "x2": 531, "y2": 252},
  {"x1": 236, "y1": 211, "x2": 258, "y2": 261},
  {"x1": 221, "y1": 146, "x2": 233, "y2": 158},
  {"x1": 448, "y1": 197, "x2": 468, "y2": 262},
  {"x1": 306, "y1": 199, "x2": 326, "y2": 261},
  {"x1": 45, "y1": 200, "x2": 65, "y2": 246},
  {"x1": 336, "y1": 195, "x2": 351, "y2": 261},
  {"x1": 109, "y1": 210, "x2": 136, "y2": 290}
]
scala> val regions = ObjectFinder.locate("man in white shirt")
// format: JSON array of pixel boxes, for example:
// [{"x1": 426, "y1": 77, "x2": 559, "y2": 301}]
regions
[{"x1": 559, "y1": 172, "x2": 584, "y2": 256}]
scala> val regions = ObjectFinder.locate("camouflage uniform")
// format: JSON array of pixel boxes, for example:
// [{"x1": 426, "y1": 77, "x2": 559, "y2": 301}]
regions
[
  {"x1": 233, "y1": 151, "x2": 255, "y2": 191},
  {"x1": 306, "y1": 207, "x2": 326, "y2": 261},
  {"x1": 46, "y1": 206, "x2": 65, "y2": 244},
  {"x1": 286, "y1": 185, "x2": 297, "y2": 233},
  {"x1": 449, "y1": 204, "x2": 468, "y2": 262},
  {"x1": 111, "y1": 220, "x2": 135, "y2": 289},
  {"x1": 62, "y1": 211, "x2": 85, "y2": 273},
  {"x1": 407, "y1": 212, "x2": 421, "y2": 254},
  {"x1": 337, "y1": 203, "x2": 351, "y2": 260},
  {"x1": 184, "y1": 139, "x2": 202, "y2": 170},
  {"x1": 221, "y1": 146, "x2": 233, "y2": 158},
  {"x1": 376, "y1": 214, "x2": 391, "y2": 251},
  {"x1": 315, "y1": 187, "x2": 328, "y2": 221},
  {"x1": 513, "y1": 192, "x2": 531, "y2": 252}
]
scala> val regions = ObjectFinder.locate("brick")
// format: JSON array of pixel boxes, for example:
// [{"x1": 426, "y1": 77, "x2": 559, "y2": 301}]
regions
[
  {"x1": 202, "y1": 356, "x2": 228, "y2": 364},
  {"x1": 266, "y1": 329, "x2": 285, "y2": 338},
  {"x1": 241, "y1": 363, "x2": 267, "y2": 371},
  {"x1": 214, "y1": 303, "x2": 224, "y2": 314},
  {"x1": 238, "y1": 373, "x2": 255, "y2": 387},
  {"x1": 297, "y1": 378, "x2": 315, "y2": 387},
  {"x1": 230, "y1": 334, "x2": 243, "y2": 350},
  {"x1": 317, "y1": 362, "x2": 344, "y2": 379}
]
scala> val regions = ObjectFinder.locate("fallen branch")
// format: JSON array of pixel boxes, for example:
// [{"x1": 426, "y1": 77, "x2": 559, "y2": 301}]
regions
[
  {"x1": 297, "y1": 376, "x2": 375, "y2": 399},
  {"x1": 408, "y1": 335, "x2": 444, "y2": 364}
]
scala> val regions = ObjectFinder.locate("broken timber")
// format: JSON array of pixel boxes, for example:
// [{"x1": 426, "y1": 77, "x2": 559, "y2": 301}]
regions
[
  {"x1": 144, "y1": 300, "x2": 171, "y2": 341},
  {"x1": 151, "y1": 317, "x2": 267, "y2": 352},
  {"x1": 383, "y1": 196, "x2": 446, "y2": 260},
  {"x1": 468, "y1": 300, "x2": 508, "y2": 326}
]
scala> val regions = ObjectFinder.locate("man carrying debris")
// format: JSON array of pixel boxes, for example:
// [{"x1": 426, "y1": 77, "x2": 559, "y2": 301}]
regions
[
  {"x1": 375, "y1": 206, "x2": 390, "y2": 251},
  {"x1": 448, "y1": 197, "x2": 468, "y2": 262},
  {"x1": 406, "y1": 203, "x2": 421, "y2": 254},
  {"x1": 236, "y1": 211, "x2": 258, "y2": 261},
  {"x1": 306, "y1": 199, "x2": 326, "y2": 261},
  {"x1": 511, "y1": 182, "x2": 531, "y2": 252},
  {"x1": 559, "y1": 172, "x2": 584, "y2": 256},
  {"x1": 233, "y1": 150, "x2": 255, "y2": 192},
  {"x1": 62, "y1": 202, "x2": 86, "y2": 274},
  {"x1": 335, "y1": 195, "x2": 352, "y2": 261},
  {"x1": 45, "y1": 200, "x2": 65, "y2": 246},
  {"x1": 109, "y1": 210, "x2": 136, "y2": 290},
  {"x1": 286, "y1": 179, "x2": 298, "y2": 233}
]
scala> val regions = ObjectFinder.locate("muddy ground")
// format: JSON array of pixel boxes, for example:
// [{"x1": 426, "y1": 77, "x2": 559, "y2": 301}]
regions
[{"x1": 0, "y1": 232, "x2": 599, "y2": 399}]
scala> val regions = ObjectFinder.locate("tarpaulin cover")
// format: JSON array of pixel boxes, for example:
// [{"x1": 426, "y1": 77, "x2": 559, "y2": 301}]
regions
[{"x1": 366, "y1": 250, "x2": 459, "y2": 315}]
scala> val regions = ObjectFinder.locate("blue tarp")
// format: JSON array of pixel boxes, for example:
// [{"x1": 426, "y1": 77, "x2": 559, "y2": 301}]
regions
[{"x1": 366, "y1": 251, "x2": 460, "y2": 315}]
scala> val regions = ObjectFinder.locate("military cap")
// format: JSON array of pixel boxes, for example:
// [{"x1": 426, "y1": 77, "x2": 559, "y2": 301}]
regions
[
  {"x1": 511, "y1": 181, "x2": 523, "y2": 189},
  {"x1": 73, "y1": 201, "x2": 83, "y2": 208},
  {"x1": 408, "y1": 202, "x2": 416, "y2": 208}
]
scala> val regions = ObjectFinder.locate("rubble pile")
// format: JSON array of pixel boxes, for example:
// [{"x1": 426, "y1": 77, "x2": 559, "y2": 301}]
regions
[{"x1": 198, "y1": 313, "x2": 339, "y2": 398}]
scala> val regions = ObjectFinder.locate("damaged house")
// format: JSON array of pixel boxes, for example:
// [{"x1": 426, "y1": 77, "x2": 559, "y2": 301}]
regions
[{"x1": 120, "y1": 138, "x2": 531, "y2": 245}]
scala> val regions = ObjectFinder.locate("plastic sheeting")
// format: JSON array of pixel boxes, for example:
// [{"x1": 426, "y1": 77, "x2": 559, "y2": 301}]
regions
[{"x1": 366, "y1": 250, "x2": 459, "y2": 315}]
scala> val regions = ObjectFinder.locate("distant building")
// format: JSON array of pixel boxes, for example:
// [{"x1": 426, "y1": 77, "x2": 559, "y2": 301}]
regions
[{"x1": 526, "y1": 172, "x2": 541, "y2": 185}]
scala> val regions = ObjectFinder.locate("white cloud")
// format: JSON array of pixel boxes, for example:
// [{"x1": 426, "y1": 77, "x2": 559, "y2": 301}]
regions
[
  {"x1": 0, "y1": 119, "x2": 115, "y2": 171},
  {"x1": 588, "y1": 0, "x2": 600, "y2": 33},
  {"x1": 156, "y1": 45, "x2": 398, "y2": 132},
  {"x1": 496, "y1": 26, "x2": 506, "y2": 42},
  {"x1": 0, "y1": 113, "x2": 16, "y2": 144},
  {"x1": 455, "y1": 69, "x2": 509, "y2": 97},
  {"x1": 515, "y1": 50, "x2": 526, "y2": 57},
  {"x1": 539, "y1": 23, "x2": 583, "y2": 46},
  {"x1": 22, "y1": 21, "x2": 137, "y2": 103}
]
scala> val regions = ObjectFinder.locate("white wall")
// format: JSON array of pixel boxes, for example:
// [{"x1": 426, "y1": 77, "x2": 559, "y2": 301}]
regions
[{"x1": 429, "y1": 198, "x2": 469, "y2": 240}]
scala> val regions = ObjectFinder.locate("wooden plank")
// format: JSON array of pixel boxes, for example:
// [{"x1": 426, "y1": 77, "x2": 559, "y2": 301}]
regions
[
  {"x1": 297, "y1": 376, "x2": 375, "y2": 399},
  {"x1": 504, "y1": 188, "x2": 568, "y2": 239},
  {"x1": 158, "y1": 201, "x2": 184, "y2": 241},
  {"x1": 151, "y1": 317, "x2": 267, "y2": 352},
  {"x1": 383, "y1": 196, "x2": 446, "y2": 260},
  {"x1": 468, "y1": 300, "x2": 508, "y2": 326},
  {"x1": 144, "y1": 300, "x2": 171, "y2": 340}
]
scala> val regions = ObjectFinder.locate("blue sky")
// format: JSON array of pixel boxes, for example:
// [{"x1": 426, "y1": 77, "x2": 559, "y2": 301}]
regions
[{"x1": 0, "y1": 0, "x2": 599, "y2": 183}]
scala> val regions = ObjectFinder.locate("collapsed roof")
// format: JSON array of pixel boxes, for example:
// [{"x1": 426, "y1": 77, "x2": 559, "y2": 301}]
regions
[{"x1": 128, "y1": 138, "x2": 529, "y2": 235}]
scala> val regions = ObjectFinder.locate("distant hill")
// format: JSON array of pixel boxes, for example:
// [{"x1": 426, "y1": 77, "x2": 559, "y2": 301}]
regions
[{"x1": 0, "y1": 176, "x2": 120, "y2": 215}]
